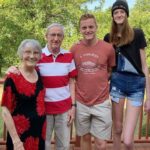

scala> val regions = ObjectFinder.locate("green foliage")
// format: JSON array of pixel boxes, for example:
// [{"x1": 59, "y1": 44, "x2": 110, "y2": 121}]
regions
[
  {"x1": 0, "y1": 0, "x2": 93, "y2": 75},
  {"x1": 95, "y1": 8, "x2": 111, "y2": 39},
  {"x1": 130, "y1": 0, "x2": 150, "y2": 66},
  {"x1": 0, "y1": 107, "x2": 3, "y2": 138},
  {"x1": 0, "y1": 0, "x2": 150, "y2": 75},
  {"x1": 141, "y1": 115, "x2": 150, "y2": 136}
]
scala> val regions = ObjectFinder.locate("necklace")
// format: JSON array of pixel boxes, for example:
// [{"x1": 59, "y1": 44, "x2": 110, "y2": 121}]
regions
[{"x1": 19, "y1": 67, "x2": 38, "y2": 83}]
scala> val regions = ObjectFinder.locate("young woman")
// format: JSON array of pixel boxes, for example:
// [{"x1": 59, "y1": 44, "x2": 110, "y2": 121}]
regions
[
  {"x1": 1, "y1": 39, "x2": 46, "y2": 150},
  {"x1": 104, "y1": 0, "x2": 150, "y2": 150}
]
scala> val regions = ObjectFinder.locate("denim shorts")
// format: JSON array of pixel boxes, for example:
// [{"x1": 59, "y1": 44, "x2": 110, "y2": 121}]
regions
[{"x1": 110, "y1": 72, "x2": 146, "y2": 106}]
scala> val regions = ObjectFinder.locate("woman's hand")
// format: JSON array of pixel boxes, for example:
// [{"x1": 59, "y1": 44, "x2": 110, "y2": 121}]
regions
[
  {"x1": 2, "y1": 107, "x2": 24, "y2": 150},
  {"x1": 144, "y1": 100, "x2": 150, "y2": 114},
  {"x1": 13, "y1": 140, "x2": 25, "y2": 150}
]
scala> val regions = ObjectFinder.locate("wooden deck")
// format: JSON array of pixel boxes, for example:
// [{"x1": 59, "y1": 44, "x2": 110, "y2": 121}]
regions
[
  {"x1": 0, "y1": 143, "x2": 150, "y2": 150},
  {"x1": 1, "y1": 119, "x2": 149, "y2": 150},
  {"x1": 0, "y1": 80, "x2": 150, "y2": 150},
  {"x1": 78, "y1": 143, "x2": 150, "y2": 150}
]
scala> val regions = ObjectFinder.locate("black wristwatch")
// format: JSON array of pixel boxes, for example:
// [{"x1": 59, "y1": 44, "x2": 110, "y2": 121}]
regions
[{"x1": 71, "y1": 103, "x2": 77, "y2": 107}]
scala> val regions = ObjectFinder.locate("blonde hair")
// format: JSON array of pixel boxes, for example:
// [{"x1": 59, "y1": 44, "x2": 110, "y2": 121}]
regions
[{"x1": 79, "y1": 13, "x2": 97, "y2": 27}]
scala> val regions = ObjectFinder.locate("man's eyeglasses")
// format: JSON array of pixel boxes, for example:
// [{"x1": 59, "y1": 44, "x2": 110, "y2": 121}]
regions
[{"x1": 48, "y1": 33, "x2": 63, "y2": 38}]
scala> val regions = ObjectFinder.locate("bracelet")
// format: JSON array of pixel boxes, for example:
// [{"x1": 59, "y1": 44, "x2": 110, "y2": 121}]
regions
[{"x1": 71, "y1": 103, "x2": 77, "y2": 107}]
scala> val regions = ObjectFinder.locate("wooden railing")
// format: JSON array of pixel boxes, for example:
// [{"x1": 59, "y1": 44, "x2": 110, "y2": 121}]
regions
[
  {"x1": 73, "y1": 106, "x2": 150, "y2": 148},
  {"x1": 0, "y1": 80, "x2": 150, "y2": 148}
]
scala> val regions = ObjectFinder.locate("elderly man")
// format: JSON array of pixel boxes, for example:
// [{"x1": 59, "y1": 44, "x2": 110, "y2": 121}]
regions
[{"x1": 37, "y1": 23, "x2": 77, "y2": 150}]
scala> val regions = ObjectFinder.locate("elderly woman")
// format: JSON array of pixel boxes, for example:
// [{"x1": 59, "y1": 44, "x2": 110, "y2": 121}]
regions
[{"x1": 1, "y1": 39, "x2": 46, "y2": 150}]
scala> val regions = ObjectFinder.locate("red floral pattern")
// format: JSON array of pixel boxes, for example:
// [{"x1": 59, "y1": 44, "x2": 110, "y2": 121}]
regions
[
  {"x1": 24, "y1": 136, "x2": 39, "y2": 150},
  {"x1": 15, "y1": 76, "x2": 36, "y2": 97},
  {"x1": 1, "y1": 73, "x2": 46, "y2": 150},
  {"x1": 36, "y1": 89, "x2": 45, "y2": 116},
  {"x1": 8, "y1": 73, "x2": 36, "y2": 96},
  {"x1": 13, "y1": 115, "x2": 30, "y2": 135},
  {"x1": 42, "y1": 120, "x2": 46, "y2": 140},
  {"x1": 1, "y1": 86, "x2": 16, "y2": 113}
]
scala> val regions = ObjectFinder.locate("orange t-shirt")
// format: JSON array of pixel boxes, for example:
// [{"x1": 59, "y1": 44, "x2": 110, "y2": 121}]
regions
[{"x1": 70, "y1": 40, "x2": 115, "y2": 106}]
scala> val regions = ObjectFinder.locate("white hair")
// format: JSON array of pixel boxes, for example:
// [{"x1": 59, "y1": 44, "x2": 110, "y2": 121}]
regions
[
  {"x1": 17, "y1": 39, "x2": 42, "y2": 59},
  {"x1": 46, "y1": 23, "x2": 65, "y2": 35}
]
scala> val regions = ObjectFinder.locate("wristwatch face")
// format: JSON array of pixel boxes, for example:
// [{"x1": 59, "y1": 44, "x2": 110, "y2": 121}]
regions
[{"x1": 71, "y1": 104, "x2": 77, "y2": 107}]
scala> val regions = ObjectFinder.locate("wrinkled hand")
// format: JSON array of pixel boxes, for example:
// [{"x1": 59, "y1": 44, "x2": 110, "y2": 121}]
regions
[
  {"x1": 6, "y1": 66, "x2": 20, "y2": 75},
  {"x1": 14, "y1": 141, "x2": 25, "y2": 150},
  {"x1": 144, "y1": 100, "x2": 150, "y2": 114},
  {"x1": 67, "y1": 106, "x2": 76, "y2": 126}
]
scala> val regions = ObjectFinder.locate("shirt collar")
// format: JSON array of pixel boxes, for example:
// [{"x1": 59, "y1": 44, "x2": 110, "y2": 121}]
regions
[{"x1": 42, "y1": 44, "x2": 65, "y2": 56}]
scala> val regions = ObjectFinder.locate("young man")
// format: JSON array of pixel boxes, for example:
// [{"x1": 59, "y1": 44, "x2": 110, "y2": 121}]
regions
[{"x1": 70, "y1": 14, "x2": 115, "y2": 150}]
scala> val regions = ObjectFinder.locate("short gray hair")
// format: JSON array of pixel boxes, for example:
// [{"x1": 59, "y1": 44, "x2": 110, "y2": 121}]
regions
[
  {"x1": 17, "y1": 39, "x2": 42, "y2": 59},
  {"x1": 46, "y1": 23, "x2": 65, "y2": 35}
]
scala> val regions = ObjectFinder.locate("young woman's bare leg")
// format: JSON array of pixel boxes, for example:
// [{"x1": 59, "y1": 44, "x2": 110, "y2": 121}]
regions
[{"x1": 112, "y1": 99, "x2": 125, "y2": 150}]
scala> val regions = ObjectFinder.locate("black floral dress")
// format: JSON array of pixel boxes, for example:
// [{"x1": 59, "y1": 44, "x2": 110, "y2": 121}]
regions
[{"x1": 1, "y1": 72, "x2": 46, "y2": 150}]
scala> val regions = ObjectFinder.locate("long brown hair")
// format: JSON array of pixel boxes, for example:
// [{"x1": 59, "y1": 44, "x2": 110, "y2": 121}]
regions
[{"x1": 109, "y1": 16, "x2": 134, "y2": 46}]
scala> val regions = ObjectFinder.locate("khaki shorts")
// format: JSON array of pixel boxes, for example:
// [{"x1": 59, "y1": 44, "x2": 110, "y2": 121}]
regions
[
  {"x1": 45, "y1": 112, "x2": 70, "y2": 150},
  {"x1": 75, "y1": 100, "x2": 112, "y2": 140}
]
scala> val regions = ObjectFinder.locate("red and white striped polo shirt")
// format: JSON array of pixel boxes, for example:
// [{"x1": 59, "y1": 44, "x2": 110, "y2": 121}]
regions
[{"x1": 37, "y1": 45, "x2": 77, "y2": 114}]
